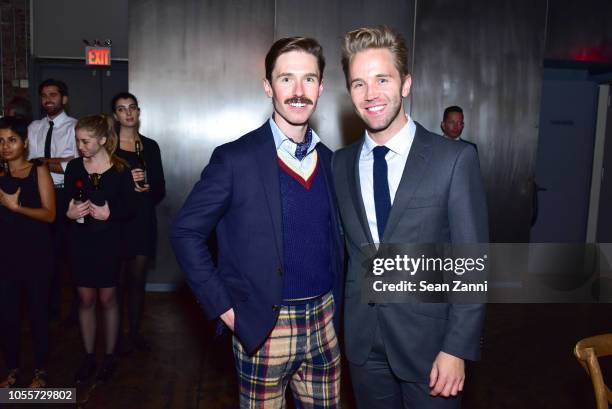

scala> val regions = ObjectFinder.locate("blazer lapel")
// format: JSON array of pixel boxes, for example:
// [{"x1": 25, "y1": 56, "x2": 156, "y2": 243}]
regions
[
  {"x1": 382, "y1": 123, "x2": 432, "y2": 242},
  {"x1": 252, "y1": 122, "x2": 283, "y2": 263},
  {"x1": 317, "y1": 145, "x2": 338, "y2": 228},
  {"x1": 347, "y1": 140, "x2": 375, "y2": 245},
  {"x1": 316, "y1": 145, "x2": 344, "y2": 256}
]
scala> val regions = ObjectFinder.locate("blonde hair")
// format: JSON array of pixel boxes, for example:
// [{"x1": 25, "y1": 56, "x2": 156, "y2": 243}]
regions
[
  {"x1": 76, "y1": 114, "x2": 127, "y2": 171},
  {"x1": 341, "y1": 26, "x2": 409, "y2": 89}
]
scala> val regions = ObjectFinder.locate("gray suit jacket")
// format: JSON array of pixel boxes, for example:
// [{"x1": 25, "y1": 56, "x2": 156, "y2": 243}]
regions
[{"x1": 332, "y1": 122, "x2": 488, "y2": 382}]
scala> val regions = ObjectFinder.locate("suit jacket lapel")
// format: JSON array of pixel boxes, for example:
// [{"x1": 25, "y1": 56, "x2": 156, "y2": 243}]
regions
[
  {"x1": 316, "y1": 145, "x2": 343, "y2": 256},
  {"x1": 382, "y1": 123, "x2": 432, "y2": 242},
  {"x1": 317, "y1": 145, "x2": 337, "y2": 229},
  {"x1": 252, "y1": 122, "x2": 283, "y2": 263},
  {"x1": 347, "y1": 140, "x2": 375, "y2": 245}
]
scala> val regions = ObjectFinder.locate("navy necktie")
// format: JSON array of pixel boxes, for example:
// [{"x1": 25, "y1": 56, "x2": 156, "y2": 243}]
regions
[
  {"x1": 44, "y1": 120, "x2": 54, "y2": 158},
  {"x1": 373, "y1": 145, "x2": 391, "y2": 241},
  {"x1": 294, "y1": 127, "x2": 312, "y2": 161}
]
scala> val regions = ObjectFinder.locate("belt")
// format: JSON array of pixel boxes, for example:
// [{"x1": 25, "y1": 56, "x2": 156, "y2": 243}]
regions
[
  {"x1": 54, "y1": 183, "x2": 64, "y2": 189},
  {"x1": 282, "y1": 292, "x2": 328, "y2": 306}
]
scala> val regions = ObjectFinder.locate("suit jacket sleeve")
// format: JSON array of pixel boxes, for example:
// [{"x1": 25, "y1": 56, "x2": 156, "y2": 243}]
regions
[
  {"x1": 170, "y1": 147, "x2": 233, "y2": 320},
  {"x1": 443, "y1": 144, "x2": 488, "y2": 361}
]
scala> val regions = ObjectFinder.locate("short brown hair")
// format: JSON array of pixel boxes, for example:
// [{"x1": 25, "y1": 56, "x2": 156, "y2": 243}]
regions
[
  {"x1": 265, "y1": 37, "x2": 325, "y2": 81},
  {"x1": 341, "y1": 26, "x2": 409, "y2": 89},
  {"x1": 39, "y1": 78, "x2": 69, "y2": 97}
]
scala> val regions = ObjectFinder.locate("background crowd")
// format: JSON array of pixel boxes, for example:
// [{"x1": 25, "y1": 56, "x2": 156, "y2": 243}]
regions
[{"x1": 0, "y1": 80, "x2": 165, "y2": 388}]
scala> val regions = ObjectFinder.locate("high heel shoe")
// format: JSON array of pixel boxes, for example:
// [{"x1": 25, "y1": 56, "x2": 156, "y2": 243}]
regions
[
  {"x1": 95, "y1": 355, "x2": 116, "y2": 383},
  {"x1": 74, "y1": 356, "x2": 96, "y2": 384}
]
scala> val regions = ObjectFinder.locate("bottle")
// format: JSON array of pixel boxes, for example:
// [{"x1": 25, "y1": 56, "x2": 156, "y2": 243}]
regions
[
  {"x1": 90, "y1": 173, "x2": 101, "y2": 190},
  {"x1": 74, "y1": 179, "x2": 87, "y2": 224},
  {"x1": 90, "y1": 172, "x2": 103, "y2": 206},
  {"x1": 134, "y1": 140, "x2": 148, "y2": 188},
  {"x1": 1, "y1": 161, "x2": 10, "y2": 177},
  {"x1": 0, "y1": 160, "x2": 19, "y2": 194},
  {"x1": 89, "y1": 172, "x2": 105, "y2": 230}
]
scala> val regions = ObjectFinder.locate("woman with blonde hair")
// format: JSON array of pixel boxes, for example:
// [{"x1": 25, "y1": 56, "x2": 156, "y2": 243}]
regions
[{"x1": 64, "y1": 114, "x2": 135, "y2": 383}]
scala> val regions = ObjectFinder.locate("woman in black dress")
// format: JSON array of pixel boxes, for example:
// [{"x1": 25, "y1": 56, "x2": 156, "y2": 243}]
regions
[
  {"x1": 112, "y1": 92, "x2": 165, "y2": 351},
  {"x1": 65, "y1": 114, "x2": 135, "y2": 383},
  {"x1": 0, "y1": 117, "x2": 55, "y2": 388}
]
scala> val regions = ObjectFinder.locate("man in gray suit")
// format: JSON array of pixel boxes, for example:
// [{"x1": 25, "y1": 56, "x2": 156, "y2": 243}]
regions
[{"x1": 333, "y1": 26, "x2": 488, "y2": 408}]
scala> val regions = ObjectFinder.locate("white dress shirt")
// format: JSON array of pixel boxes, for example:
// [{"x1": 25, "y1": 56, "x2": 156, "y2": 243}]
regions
[
  {"x1": 27, "y1": 111, "x2": 77, "y2": 186},
  {"x1": 359, "y1": 116, "x2": 416, "y2": 243}
]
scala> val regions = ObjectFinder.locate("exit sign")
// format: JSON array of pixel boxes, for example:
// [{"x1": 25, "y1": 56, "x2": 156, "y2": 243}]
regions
[{"x1": 85, "y1": 47, "x2": 111, "y2": 66}]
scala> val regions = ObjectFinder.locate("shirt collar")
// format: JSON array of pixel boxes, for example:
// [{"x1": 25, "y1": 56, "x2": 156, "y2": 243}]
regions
[
  {"x1": 269, "y1": 116, "x2": 320, "y2": 159},
  {"x1": 443, "y1": 133, "x2": 460, "y2": 141},
  {"x1": 363, "y1": 115, "x2": 416, "y2": 156},
  {"x1": 46, "y1": 110, "x2": 68, "y2": 126}
]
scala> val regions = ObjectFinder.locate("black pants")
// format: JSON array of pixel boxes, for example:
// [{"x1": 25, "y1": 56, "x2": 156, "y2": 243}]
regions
[
  {"x1": 349, "y1": 323, "x2": 461, "y2": 409},
  {"x1": 0, "y1": 278, "x2": 50, "y2": 369}
]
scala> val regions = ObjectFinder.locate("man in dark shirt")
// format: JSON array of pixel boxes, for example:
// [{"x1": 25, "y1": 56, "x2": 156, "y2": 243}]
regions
[{"x1": 441, "y1": 105, "x2": 478, "y2": 152}]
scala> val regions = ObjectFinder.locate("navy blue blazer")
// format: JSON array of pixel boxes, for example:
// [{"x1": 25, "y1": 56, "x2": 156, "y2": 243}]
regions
[{"x1": 170, "y1": 121, "x2": 344, "y2": 354}]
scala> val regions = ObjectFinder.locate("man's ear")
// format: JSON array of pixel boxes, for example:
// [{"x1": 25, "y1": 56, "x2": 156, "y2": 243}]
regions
[
  {"x1": 401, "y1": 74, "x2": 412, "y2": 98},
  {"x1": 62, "y1": 95, "x2": 69, "y2": 106},
  {"x1": 263, "y1": 78, "x2": 273, "y2": 98}
]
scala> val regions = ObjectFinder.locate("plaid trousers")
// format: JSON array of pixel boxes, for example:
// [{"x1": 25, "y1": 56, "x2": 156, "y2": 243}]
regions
[{"x1": 233, "y1": 292, "x2": 341, "y2": 409}]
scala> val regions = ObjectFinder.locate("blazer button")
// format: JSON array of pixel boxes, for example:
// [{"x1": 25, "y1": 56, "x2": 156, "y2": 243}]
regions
[{"x1": 272, "y1": 304, "x2": 279, "y2": 311}]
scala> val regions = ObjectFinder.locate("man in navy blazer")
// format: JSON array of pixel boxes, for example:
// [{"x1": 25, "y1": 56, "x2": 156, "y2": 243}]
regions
[
  {"x1": 170, "y1": 37, "x2": 344, "y2": 408},
  {"x1": 333, "y1": 26, "x2": 488, "y2": 408}
]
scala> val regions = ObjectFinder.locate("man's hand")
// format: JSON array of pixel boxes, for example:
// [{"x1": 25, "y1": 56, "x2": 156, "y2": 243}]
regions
[
  {"x1": 429, "y1": 351, "x2": 465, "y2": 397},
  {"x1": 219, "y1": 308, "x2": 235, "y2": 332},
  {"x1": 33, "y1": 157, "x2": 72, "y2": 174}
]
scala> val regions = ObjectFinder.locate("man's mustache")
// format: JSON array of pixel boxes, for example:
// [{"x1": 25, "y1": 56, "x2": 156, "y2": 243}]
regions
[{"x1": 284, "y1": 96, "x2": 313, "y2": 105}]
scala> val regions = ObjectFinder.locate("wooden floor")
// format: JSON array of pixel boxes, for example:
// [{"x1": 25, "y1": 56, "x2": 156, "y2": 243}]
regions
[{"x1": 2, "y1": 286, "x2": 611, "y2": 408}]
